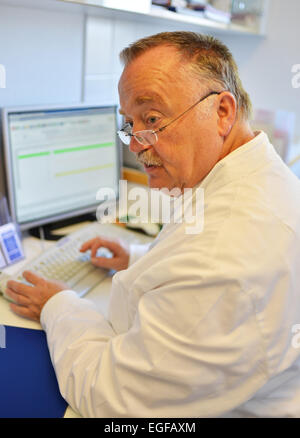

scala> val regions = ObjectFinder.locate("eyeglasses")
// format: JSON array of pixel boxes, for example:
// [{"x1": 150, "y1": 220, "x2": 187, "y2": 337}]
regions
[{"x1": 117, "y1": 91, "x2": 222, "y2": 147}]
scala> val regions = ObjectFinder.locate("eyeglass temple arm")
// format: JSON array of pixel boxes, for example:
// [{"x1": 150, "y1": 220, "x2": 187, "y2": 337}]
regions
[{"x1": 156, "y1": 91, "x2": 222, "y2": 133}]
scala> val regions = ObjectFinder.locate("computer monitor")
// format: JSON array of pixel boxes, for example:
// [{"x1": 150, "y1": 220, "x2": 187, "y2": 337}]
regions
[{"x1": 1, "y1": 104, "x2": 120, "y2": 231}]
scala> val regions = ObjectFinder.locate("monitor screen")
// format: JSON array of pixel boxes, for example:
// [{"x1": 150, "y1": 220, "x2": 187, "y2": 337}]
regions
[{"x1": 2, "y1": 104, "x2": 120, "y2": 230}]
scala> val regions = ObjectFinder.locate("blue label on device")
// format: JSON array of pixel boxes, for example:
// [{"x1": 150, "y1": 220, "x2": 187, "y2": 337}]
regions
[{"x1": 2, "y1": 231, "x2": 22, "y2": 261}]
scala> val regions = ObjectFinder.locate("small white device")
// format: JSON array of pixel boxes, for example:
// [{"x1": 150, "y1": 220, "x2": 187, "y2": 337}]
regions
[{"x1": 0, "y1": 222, "x2": 24, "y2": 267}]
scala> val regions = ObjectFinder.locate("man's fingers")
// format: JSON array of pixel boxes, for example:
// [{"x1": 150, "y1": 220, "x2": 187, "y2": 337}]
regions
[
  {"x1": 81, "y1": 236, "x2": 122, "y2": 254},
  {"x1": 9, "y1": 302, "x2": 38, "y2": 321},
  {"x1": 81, "y1": 237, "x2": 107, "y2": 254},
  {"x1": 6, "y1": 279, "x2": 34, "y2": 296},
  {"x1": 8, "y1": 274, "x2": 65, "y2": 322},
  {"x1": 90, "y1": 239, "x2": 120, "y2": 258},
  {"x1": 6, "y1": 270, "x2": 44, "y2": 296},
  {"x1": 80, "y1": 237, "x2": 109, "y2": 251},
  {"x1": 80, "y1": 238, "x2": 97, "y2": 252},
  {"x1": 95, "y1": 239, "x2": 122, "y2": 255},
  {"x1": 91, "y1": 256, "x2": 115, "y2": 270},
  {"x1": 5, "y1": 287, "x2": 31, "y2": 305},
  {"x1": 22, "y1": 270, "x2": 45, "y2": 286}
]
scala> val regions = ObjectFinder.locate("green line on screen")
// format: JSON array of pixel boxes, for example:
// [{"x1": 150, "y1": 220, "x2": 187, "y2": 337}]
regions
[
  {"x1": 54, "y1": 142, "x2": 114, "y2": 154},
  {"x1": 55, "y1": 163, "x2": 113, "y2": 177},
  {"x1": 18, "y1": 151, "x2": 50, "y2": 159}
]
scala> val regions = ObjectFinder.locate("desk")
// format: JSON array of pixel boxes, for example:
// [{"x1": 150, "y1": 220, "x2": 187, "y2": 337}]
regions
[{"x1": 0, "y1": 222, "x2": 154, "y2": 418}]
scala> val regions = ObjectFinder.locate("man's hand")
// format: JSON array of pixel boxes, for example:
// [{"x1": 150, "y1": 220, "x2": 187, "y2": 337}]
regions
[
  {"x1": 80, "y1": 237, "x2": 129, "y2": 272},
  {"x1": 6, "y1": 270, "x2": 69, "y2": 322}
]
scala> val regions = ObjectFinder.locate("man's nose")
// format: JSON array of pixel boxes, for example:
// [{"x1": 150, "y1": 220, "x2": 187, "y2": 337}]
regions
[{"x1": 129, "y1": 135, "x2": 150, "y2": 154}]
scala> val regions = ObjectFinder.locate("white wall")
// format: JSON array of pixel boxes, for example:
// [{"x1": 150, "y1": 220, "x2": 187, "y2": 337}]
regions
[
  {"x1": 84, "y1": 15, "x2": 166, "y2": 105},
  {"x1": 221, "y1": 0, "x2": 300, "y2": 143},
  {"x1": 0, "y1": 3, "x2": 84, "y2": 107}
]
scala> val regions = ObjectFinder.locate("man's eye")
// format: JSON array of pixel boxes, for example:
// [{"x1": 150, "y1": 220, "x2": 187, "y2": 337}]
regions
[{"x1": 147, "y1": 116, "x2": 159, "y2": 125}]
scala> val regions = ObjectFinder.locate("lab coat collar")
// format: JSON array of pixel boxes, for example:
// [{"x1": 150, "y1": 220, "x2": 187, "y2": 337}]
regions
[{"x1": 199, "y1": 131, "x2": 273, "y2": 192}]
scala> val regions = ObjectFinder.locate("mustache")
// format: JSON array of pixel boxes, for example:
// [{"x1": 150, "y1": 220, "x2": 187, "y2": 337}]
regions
[{"x1": 137, "y1": 149, "x2": 163, "y2": 167}]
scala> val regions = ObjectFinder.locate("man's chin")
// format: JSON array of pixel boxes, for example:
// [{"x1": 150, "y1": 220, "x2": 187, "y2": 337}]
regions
[
  {"x1": 147, "y1": 173, "x2": 172, "y2": 190},
  {"x1": 142, "y1": 164, "x2": 174, "y2": 190},
  {"x1": 143, "y1": 164, "x2": 164, "y2": 183}
]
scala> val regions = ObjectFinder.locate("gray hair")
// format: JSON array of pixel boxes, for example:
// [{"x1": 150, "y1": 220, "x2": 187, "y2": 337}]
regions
[{"x1": 120, "y1": 31, "x2": 252, "y2": 120}]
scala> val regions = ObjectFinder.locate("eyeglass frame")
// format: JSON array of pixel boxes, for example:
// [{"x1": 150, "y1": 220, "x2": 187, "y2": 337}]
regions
[{"x1": 117, "y1": 90, "x2": 223, "y2": 147}]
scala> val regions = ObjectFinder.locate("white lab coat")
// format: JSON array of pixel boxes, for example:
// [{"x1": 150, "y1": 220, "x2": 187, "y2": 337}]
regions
[{"x1": 41, "y1": 132, "x2": 300, "y2": 417}]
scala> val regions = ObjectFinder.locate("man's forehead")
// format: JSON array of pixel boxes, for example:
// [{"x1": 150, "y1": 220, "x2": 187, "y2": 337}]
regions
[
  {"x1": 119, "y1": 93, "x2": 165, "y2": 115},
  {"x1": 119, "y1": 68, "x2": 186, "y2": 116},
  {"x1": 118, "y1": 47, "x2": 200, "y2": 115},
  {"x1": 118, "y1": 46, "x2": 184, "y2": 89}
]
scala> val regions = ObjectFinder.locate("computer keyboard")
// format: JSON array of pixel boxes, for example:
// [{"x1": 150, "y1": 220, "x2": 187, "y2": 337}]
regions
[{"x1": 0, "y1": 222, "x2": 143, "y2": 301}]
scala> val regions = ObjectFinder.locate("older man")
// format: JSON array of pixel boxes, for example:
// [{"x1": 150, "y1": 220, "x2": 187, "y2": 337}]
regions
[{"x1": 6, "y1": 32, "x2": 300, "y2": 417}]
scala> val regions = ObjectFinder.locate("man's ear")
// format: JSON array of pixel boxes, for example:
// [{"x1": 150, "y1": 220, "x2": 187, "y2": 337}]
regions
[{"x1": 216, "y1": 92, "x2": 237, "y2": 137}]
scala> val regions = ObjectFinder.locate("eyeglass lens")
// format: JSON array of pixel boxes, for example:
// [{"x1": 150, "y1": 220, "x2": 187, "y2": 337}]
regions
[{"x1": 118, "y1": 129, "x2": 157, "y2": 146}]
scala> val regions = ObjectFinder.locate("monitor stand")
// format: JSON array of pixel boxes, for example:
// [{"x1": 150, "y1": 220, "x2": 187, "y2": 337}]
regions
[{"x1": 28, "y1": 213, "x2": 96, "y2": 241}]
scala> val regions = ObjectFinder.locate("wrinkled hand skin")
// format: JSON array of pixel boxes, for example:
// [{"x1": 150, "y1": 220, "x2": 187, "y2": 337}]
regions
[
  {"x1": 5, "y1": 270, "x2": 68, "y2": 322},
  {"x1": 80, "y1": 236, "x2": 129, "y2": 272}
]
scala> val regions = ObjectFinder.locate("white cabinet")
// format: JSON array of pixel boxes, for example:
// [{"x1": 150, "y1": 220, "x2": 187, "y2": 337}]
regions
[
  {"x1": 61, "y1": 0, "x2": 269, "y2": 36},
  {"x1": 0, "y1": 0, "x2": 269, "y2": 36}
]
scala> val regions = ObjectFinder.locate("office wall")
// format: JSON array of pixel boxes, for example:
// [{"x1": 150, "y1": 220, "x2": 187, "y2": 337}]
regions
[
  {"x1": 84, "y1": 16, "x2": 165, "y2": 105},
  {"x1": 0, "y1": 4, "x2": 84, "y2": 107},
  {"x1": 221, "y1": 0, "x2": 300, "y2": 144}
]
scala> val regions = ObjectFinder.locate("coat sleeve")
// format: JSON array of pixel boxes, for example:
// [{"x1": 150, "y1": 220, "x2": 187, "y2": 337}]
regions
[{"x1": 40, "y1": 274, "x2": 269, "y2": 418}]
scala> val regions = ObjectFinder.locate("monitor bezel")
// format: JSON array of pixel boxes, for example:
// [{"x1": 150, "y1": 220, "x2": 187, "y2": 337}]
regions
[{"x1": 2, "y1": 102, "x2": 121, "y2": 231}]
